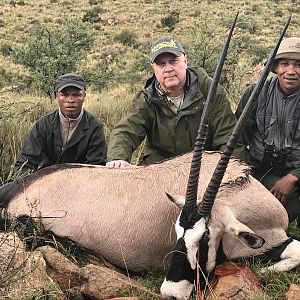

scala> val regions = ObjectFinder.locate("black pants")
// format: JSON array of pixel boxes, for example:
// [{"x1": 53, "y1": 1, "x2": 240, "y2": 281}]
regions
[
  {"x1": 0, "y1": 180, "x2": 19, "y2": 208},
  {"x1": 253, "y1": 171, "x2": 300, "y2": 223}
]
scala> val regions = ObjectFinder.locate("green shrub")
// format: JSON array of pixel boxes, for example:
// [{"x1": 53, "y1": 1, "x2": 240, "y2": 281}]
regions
[
  {"x1": 11, "y1": 18, "x2": 95, "y2": 99},
  {"x1": 82, "y1": 61, "x2": 113, "y2": 93},
  {"x1": 82, "y1": 7, "x2": 104, "y2": 23},
  {"x1": 0, "y1": 67, "x2": 29, "y2": 91},
  {"x1": 8, "y1": 0, "x2": 26, "y2": 5},
  {"x1": 251, "y1": 4, "x2": 259, "y2": 12},
  {"x1": 114, "y1": 30, "x2": 137, "y2": 46},
  {"x1": 0, "y1": 43, "x2": 12, "y2": 56},
  {"x1": 235, "y1": 14, "x2": 257, "y2": 32},
  {"x1": 161, "y1": 11, "x2": 180, "y2": 31},
  {"x1": 89, "y1": 0, "x2": 103, "y2": 5}
]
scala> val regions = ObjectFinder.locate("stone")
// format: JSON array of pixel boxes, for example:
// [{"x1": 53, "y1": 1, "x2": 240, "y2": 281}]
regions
[
  {"x1": 286, "y1": 284, "x2": 300, "y2": 300},
  {"x1": 0, "y1": 234, "x2": 66, "y2": 300},
  {"x1": 206, "y1": 263, "x2": 261, "y2": 300},
  {"x1": 36, "y1": 245, "x2": 80, "y2": 291},
  {"x1": 79, "y1": 264, "x2": 161, "y2": 300}
]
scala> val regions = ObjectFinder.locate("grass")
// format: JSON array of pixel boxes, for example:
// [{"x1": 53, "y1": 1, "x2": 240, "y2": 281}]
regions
[
  {"x1": 21, "y1": 284, "x2": 64, "y2": 300},
  {"x1": 0, "y1": 0, "x2": 300, "y2": 298},
  {"x1": 3, "y1": 217, "x2": 299, "y2": 299},
  {"x1": 133, "y1": 262, "x2": 300, "y2": 299},
  {"x1": 134, "y1": 223, "x2": 300, "y2": 300},
  {"x1": 0, "y1": 231, "x2": 62, "y2": 300}
]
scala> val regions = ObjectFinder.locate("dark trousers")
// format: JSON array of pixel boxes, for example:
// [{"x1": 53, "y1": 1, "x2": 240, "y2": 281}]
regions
[
  {"x1": 0, "y1": 180, "x2": 19, "y2": 208},
  {"x1": 253, "y1": 171, "x2": 300, "y2": 223}
]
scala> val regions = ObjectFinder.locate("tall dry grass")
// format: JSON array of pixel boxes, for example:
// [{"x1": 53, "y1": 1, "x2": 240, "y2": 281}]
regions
[{"x1": 0, "y1": 85, "x2": 135, "y2": 182}]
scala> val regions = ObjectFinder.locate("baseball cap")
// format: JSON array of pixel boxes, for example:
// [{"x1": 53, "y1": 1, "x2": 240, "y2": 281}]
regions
[
  {"x1": 271, "y1": 37, "x2": 300, "y2": 72},
  {"x1": 150, "y1": 36, "x2": 185, "y2": 64},
  {"x1": 55, "y1": 73, "x2": 86, "y2": 92}
]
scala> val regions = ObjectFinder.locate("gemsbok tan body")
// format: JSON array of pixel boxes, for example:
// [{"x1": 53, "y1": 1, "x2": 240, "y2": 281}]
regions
[{"x1": 4, "y1": 151, "x2": 291, "y2": 273}]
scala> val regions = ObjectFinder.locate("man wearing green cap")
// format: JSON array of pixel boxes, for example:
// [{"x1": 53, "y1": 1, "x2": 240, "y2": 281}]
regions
[
  {"x1": 107, "y1": 36, "x2": 244, "y2": 168},
  {"x1": 0, "y1": 73, "x2": 106, "y2": 207},
  {"x1": 236, "y1": 37, "x2": 300, "y2": 225}
]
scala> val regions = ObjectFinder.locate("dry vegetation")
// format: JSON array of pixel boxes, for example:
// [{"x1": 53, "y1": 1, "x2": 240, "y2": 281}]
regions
[
  {"x1": 0, "y1": 0, "x2": 299, "y2": 181},
  {"x1": 0, "y1": 0, "x2": 300, "y2": 299}
]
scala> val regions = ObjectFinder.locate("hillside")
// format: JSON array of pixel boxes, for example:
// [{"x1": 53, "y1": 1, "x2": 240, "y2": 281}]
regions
[
  {"x1": 0, "y1": 0, "x2": 299, "y2": 94},
  {"x1": 0, "y1": 0, "x2": 299, "y2": 179},
  {"x1": 0, "y1": 2, "x2": 300, "y2": 299}
]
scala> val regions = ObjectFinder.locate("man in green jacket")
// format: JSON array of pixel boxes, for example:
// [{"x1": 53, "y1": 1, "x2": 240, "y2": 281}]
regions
[
  {"x1": 107, "y1": 36, "x2": 244, "y2": 168},
  {"x1": 236, "y1": 37, "x2": 300, "y2": 224},
  {"x1": 0, "y1": 73, "x2": 107, "y2": 206}
]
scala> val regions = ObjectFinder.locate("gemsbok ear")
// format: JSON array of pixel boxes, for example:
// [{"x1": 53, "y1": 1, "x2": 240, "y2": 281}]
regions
[
  {"x1": 238, "y1": 232, "x2": 265, "y2": 249},
  {"x1": 165, "y1": 192, "x2": 185, "y2": 208}
]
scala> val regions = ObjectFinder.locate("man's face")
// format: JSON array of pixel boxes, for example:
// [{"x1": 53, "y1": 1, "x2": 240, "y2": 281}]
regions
[
  {"x1": 151, "y1": 52, "x2": 187, "y2": 95},
  {"x1": 275, "y1": 59, "x2": 300, "y2": 95},
  {"x1": 56, "y1": 86, "x2": 85, "y2": 118}
]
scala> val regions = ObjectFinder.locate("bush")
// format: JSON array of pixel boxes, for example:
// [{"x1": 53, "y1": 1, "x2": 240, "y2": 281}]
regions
[
  {"x1": 11, "y1": 18, "x2": 95, "y2": 99},
  {"x1": 82, "y1": 7, "x2": 104, "y2": 23},
  {"x1": 114, "y1": 30, "x2": 137, "y2": 46},
  {"x1": 8, "y1": 0, "x2": 26, "y2": 6},
  {"x1": 160, "y1": 11, "x2": 180, "y2": 31},
  {"x1": 82, "y1": 60, "x2": 113, "y2": 93},
  {"x1": 89, "y1": 0, "x2": 103, "y2": 5},
  {"x1": 185, "y1": 15, "x2": 269, "y2": 103},
  {"x1": 0, "y1": 43, "x2": 13, "y2": 56}
]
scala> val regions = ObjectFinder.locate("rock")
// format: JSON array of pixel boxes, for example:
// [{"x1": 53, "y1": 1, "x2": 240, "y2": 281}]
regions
[
  {"x1": 286, "y1": 284, "x2": 300, "y2": 300},
  {"x1": 36, "y1": 245, "x2": 80, "y2": 291},
  {"x1": 79, "y1": 264, "x2": 162, "y2": 300},
  {"x1": 0, "y1": 233, "x2": 160, "y2": 300},
  {"x1": 206, "y1": 263, "x2": 261, "y2": 300},
  {"x1": 105, "y1": 54, "x2": 113, "y2": 63},
  {"x1": 0, "y1": 233, "x2": 66, "y2": 299}
]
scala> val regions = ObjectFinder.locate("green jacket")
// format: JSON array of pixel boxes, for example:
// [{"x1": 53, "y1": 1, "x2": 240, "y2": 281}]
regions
[
  {"x1": 108, "y1": 67, "x2": 244, "y2": 164},
  {"x1": 15, "y1": 109, "x2": 107, "y2": 175}
]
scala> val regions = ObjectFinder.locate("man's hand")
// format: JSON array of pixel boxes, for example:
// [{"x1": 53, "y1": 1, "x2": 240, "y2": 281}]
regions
[
  {"x1": 270, "y1": 173, "x2": 298, "y2": 203},
  {"x1": 106, "y1": 160, "x2": 130, "y2": 168}
]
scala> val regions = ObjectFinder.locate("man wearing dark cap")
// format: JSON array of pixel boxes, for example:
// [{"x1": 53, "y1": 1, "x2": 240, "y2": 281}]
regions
[
  {"x1": 236, "y1": 37, "x2": 300, "y2": 225},
  {"x1": 107, "y1": 36, "x2": 244, "y2": 168},
  {"x1": 0, "y1": 73, "x2": 106, "y2": 208},
  {"x1": 14, "y1": 73, "x2": 107, "y2": 174},
  {"x1": 0, "y1": 73, "x2": 107, "y2": 207}
]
